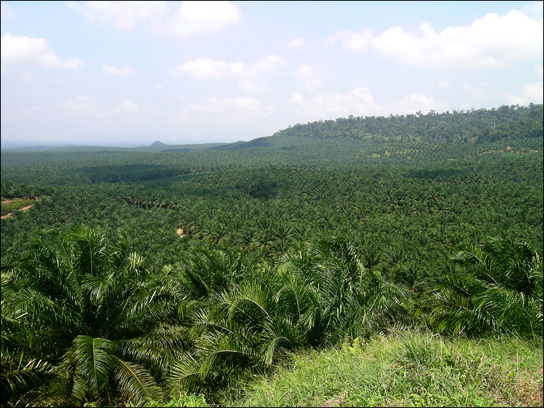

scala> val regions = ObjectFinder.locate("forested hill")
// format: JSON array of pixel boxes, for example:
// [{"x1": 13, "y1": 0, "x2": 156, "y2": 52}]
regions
[
  {"x1": 2, "y1": 103, "x2": 543, "y2": 407},
  {"x1": 269, "y1": 104, "x2": 543, "y2": 145}
]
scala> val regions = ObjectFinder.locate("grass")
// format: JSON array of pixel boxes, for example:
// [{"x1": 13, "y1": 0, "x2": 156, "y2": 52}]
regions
[
  {"x1": 229, "y1": 332, "x2": 543, "y2": 407},
  {"x1": 1, "y1": 198, "x2": 36, "y2": 215}
]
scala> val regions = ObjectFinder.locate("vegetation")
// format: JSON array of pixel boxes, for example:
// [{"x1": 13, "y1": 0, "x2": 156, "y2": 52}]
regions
[
  {"x1": 1, "y1": 104, "x2": 542, "y2": 407},
  {"x1": 233, "y1": 333, "x2": 543, "y2": 407}
]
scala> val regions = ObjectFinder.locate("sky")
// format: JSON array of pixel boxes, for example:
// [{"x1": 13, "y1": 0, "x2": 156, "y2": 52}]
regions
[{"x1": 1, "y1": 1, "x2": 543, "y2": 146}]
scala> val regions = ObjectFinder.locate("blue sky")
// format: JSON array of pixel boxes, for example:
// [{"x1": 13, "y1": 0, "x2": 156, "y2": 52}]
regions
[{"x1": 1, "y1": 1, "x2": 542, "y2": 146}]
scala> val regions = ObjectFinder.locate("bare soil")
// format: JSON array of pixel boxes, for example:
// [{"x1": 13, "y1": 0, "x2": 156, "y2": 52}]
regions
[{"x1": 1, "y1": 198, "x2": 35, "y2": 219}]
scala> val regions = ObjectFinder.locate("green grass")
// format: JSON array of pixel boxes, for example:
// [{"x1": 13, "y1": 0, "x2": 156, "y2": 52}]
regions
[
  {"x1": 1, "y1": 198, "x2": 35, "y2": 215},
  {"x1": 230, "y1": 332, "x2": 543, "y2": 407}
]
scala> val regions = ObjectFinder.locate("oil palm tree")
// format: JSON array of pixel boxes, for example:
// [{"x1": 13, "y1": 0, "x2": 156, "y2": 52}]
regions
[
  {"x1": 1, "y1": 225, "x2": 187, "y2": 406},
  {"x1": 429, "y1": 238, "x2": 542, "y2": 337}
]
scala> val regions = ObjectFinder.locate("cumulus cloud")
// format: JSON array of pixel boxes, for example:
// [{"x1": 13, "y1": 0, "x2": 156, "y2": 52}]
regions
[
  {"x1": 67, "y1": 1, "x2": 241, "y2": 36},
  {"x1": 1, "y1": 3, "x2": 15, "y2": 18},
  {"x1": 251, "y1": 54, "x2": 288, "y2": 74},
  {"x1": 438, "y1": 79, "x2": 451, "y2": 89},
  {"x1": 391, "y1": 93, "x2": 448, "y2": 114},
  {"x1": 101, "y1": 64, "x2": 136, "y2": 75},
  {"x1": 63, "y1": 96, "x2": 99, "y2": 115},
  {"x1": 114, "y1": 100, "x2": 139, "y2": 113},
  {"x1": 294, "y1": 63, "x2": 323, "y2": 90},
  {"x1": 288, "y1": 38, "x2": 307, "y2": 49},
  {"x1": 523, "y1": 1, "x2": 543, "y2": 23},
  {"x1": 290, "y1": 88, "x2": 447, "y2": 119},
  {"x1": 170, "y1": 1, "x2": 241, "y2": 36},
  {"x1": 63, "y1": 96, "x2": 162, "y2": 121},
  {"x1": 522, "y1": 82, "x2": 543, "y2": 102},
  {"x1": 290, "y1": 87, "x2": 377, "y2": 118},
  {"x1": 172, "y1": 54, "x2": 288, "y2": 79},
  {"x1": 20, "y1": 71, "x2": 35, "y2": 82},
  {"x1": 172, "y1": 57, "x2": 244, "y2": 79},
  {"x1": 507, "y1": 81, "x2": 544, "y2": 105},
  {"x1": 325, "y1": 28, "x2": 373, "y2": 51},
  {"x1": 177, "y1": 96, "x2": 273, "y2": 123},
  {"x1": 1, "y1": 33, "x2": 83, "y2": 69},
  {"x1": 112, "y1": 100, "x2": 163, "y2": 121},
  {"x1": 461, "y1": 84, "x2": 486, "y2": 99},
  {"x1": 326, "y1": 9, "x2": 543, "y2": 68},
  {"x1": 67, "y1": 1, "x2": 165, "y2": 30},
  {"x1": 238, "y1": 81, "x2": 270, "y2": 92},
  {"x1": 1, "y1": 106, "x2": 38, "y2": 122}
]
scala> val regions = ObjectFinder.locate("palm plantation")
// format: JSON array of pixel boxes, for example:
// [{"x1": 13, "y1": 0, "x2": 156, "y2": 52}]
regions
[
  {"x1": 1, "y1": 104, "x2": 542, "y2": 406},
  {"x1": 2, "y1": 226, "x2": 186, "y2": 406}
]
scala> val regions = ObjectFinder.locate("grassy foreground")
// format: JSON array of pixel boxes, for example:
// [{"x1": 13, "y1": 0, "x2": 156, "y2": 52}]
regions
[{"x1": 227, "y1": 332, "x2": 543, "y2": 407}]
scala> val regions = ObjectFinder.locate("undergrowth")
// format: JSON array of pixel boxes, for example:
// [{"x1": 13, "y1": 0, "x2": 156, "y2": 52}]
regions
[{"x1": 229, "y1": 332, "x2": 543, "y2": 407}]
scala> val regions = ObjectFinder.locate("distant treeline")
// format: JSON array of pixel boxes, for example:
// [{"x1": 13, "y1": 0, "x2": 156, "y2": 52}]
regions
[
  {"x1": 274, "y1": 104, "x2": 543, "y2": 144},
  {"x1": 1, "y1": 181, "x2": 53, "y2": 199}
]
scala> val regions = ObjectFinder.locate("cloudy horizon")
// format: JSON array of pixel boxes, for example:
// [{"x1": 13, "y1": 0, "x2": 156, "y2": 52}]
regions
[{"x1": 1, "y1": 1, "x2": 542, "y2": 146}]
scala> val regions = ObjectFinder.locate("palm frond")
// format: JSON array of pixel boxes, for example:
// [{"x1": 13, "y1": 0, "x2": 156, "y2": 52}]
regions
[
  {"x1": 72, "y1": 335, "x2": 113, "y2": 395},
  {"x1": 113, "y1": 357, "x2": 163, "y2": 406}
]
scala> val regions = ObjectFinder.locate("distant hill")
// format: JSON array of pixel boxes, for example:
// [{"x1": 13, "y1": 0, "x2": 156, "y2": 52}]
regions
[
  {"x1": 265, "y1": 104, "x2": 543, "y2": 146},
  {"x1": 2, "y1": 104, "x2": 541, "y2": 154}
]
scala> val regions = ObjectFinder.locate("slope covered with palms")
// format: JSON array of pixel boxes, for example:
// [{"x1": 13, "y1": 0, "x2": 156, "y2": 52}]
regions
[{"x1": 1, "y1": 225, "x2": 187, "y2": 406}]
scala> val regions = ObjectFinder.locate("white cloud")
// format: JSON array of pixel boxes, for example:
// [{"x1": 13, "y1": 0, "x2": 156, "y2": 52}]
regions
[
  {"x1": 63, "y1": 96, "x2": 99, "y2": 115},
  {"x1": 172, "y1": 54, "x2": 288, "y2": 79},
  {"x1": 112, "y1": 100, "x2": 163, "y2": 121},
  {"x1": 177, "y1": 96, "x2": 272, "y2": 123},
  {"x1": 327, "y1": 9, "x2": 543, "y2": 68},
  {"x1": 390, "y1": 93, "x2": 448, "y2": 114},
  {"x1": 352, "y1": 87, "x2": 374, "y2": 104},
  {"x1": 522, "y1": 82, "x2": 543, "y2": 102},
  {"x1": 1, "y1": 106, "x2": 38, "y2": 121},
  {"x1": 461, "y1": 84, "x2": 486, "y2": 99},
  {"x1": 294, "y1": 63, "x2": 323, "y2": 90},
  {"x1": 172, "y1": 57, "x2": 244, "y2": 79},
  {"x1": 288, "y1": 38, "x2": 307, "y2": 49},
  {"x1": 508, "y1": 81, "x2": 544, "y2": 104},
  {"x1": 1, "y1": 3, "x2": 15, "y2": 18},
  {"x1": 250, "y1": 54, "x2": 288, "y2": 74},
  {"x1": 438, "y1": 79, "x2": 451, "y2": 89},
  {"x1": 67, "y1": 1, "x2": 241, "y2": 36},
  {"x1": 1, "y1": 33, "x2": 84, "y2": 69},
  {"x1": 523, "y1": 1, "x2": 543, "y2": 23},
  {"x1": 62, "y1": 96, "x2": 162, "y2": 121},
  {"x1": 114, "y1": 100, "x2": 139, "y2": 113},
  {"x1": 325, "y1": 28, "x2": 373, "y2": 51},
  {"x1": 238, "y1": 81, "x2": 270, "y2": 92},
  {"x1": 154, "y1": 83, "x2": 164, "y2": 90},
  {"x1": 170, "y1": 1, "x2": 241, "y2": 36},
  {"x1": 290, "y1": 87, "x2": 377, "y2": 118},
  {"x1": 20, "y1": 71, "x2": 35, "y2": 82},
  {"x1": 101, "y1": 64, "x2": 136, "y2": 75},
  {"x1": 290, "y1": 88, "x2": 447, "y2": 119},
  {"x1": 67, "y1": 1, "x2": 170, "y2": 30}
]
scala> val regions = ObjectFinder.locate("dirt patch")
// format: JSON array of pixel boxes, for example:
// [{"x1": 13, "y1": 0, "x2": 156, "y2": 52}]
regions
[
  {"x1": 176, "y1": 228, "x2": 187, "y2": 238},
  {"x1": 1, "y1": 204, "x2": 34, "y2": 219}
]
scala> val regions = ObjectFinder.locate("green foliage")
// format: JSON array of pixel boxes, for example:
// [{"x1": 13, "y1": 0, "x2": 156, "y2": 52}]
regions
[
  {"x1": 138, "y1": 392, "x2": 207, "y2": 407},
  {"x1": 272, "y1": 104, "x2": 543, "y2": 145},
  {"x1": 1, "y1": 226, "x2": 186, "y2": 406},
  {"x1": 233, "y1": 332, "x2": 543, "y2": 407},
  {"x1": 428, "y1": 238, "x2": 543, "y2": 337},
  {"x1": 1, "y1": 104, "x2": 542, "y2": 406}
]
